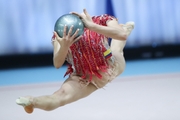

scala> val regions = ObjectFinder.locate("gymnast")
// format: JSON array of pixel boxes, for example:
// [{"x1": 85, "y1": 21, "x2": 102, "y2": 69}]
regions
[{"x1": 16, "y1": 9, "x2": 134, "y2": 113}]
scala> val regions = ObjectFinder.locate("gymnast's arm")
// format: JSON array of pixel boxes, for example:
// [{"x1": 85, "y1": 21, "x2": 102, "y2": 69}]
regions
[
  {"x1": 72, "y1": 9, "x2": 127, "y2": 40},
  {"x1": 90, "y1": 18, "x2": 127, "y2": 40},
  {"x1": 52, "y1": 39, "x2": 68, "y2": 69},
  {"x1": 52, "y1": 26, "x2": 81, "y2": 69}
]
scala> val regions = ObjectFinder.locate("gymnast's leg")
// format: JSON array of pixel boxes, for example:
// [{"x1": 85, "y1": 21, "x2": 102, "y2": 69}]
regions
[
  {"x1": 110, "y1": 22, "x2": 135, "y2": 74},
  {"x1": 16, "y1": 75, "x2": 97, "y2": 112},
  {"x1": 111, "y1": 22, "x2": 135, "y2": 53}
]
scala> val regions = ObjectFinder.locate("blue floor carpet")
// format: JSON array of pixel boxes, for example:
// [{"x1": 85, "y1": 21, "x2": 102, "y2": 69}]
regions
[{"x1": 0, "y1": 57, "x2": 180, "y2": 86}]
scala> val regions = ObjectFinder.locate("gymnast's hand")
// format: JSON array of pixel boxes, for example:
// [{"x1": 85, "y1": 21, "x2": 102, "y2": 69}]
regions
[
  {"x1": 71, "y1": 9, "x2": 94, "y2": 29},
  {"x1": 53, "y1": 25, "x2": 82, "y2": 47}
]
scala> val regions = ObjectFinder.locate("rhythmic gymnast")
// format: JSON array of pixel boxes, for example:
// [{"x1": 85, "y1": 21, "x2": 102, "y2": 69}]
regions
[{"x1": 16, "y1": 9, "x2": 134, "y2": 113}]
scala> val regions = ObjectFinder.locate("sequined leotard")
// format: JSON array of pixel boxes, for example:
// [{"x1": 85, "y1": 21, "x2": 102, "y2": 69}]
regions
[{"x1": 64, "y1": 14, "x2": 115, "y2": 81}]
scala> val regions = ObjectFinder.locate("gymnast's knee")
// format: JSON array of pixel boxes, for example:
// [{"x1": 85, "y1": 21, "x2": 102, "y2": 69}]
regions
[{"x1": 53, "y1": 87, "x2": 76, "y2": 107}]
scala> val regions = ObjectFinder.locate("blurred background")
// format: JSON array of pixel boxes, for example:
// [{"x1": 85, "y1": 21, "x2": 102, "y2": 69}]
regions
[{"x1": 0, "y1": 0, "x2": 180, "y2": 69}]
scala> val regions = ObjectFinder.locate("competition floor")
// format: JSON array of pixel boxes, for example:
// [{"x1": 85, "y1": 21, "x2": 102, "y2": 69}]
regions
[{"x1": 0, "y1": 57, "x2": 180, "y2": 120}]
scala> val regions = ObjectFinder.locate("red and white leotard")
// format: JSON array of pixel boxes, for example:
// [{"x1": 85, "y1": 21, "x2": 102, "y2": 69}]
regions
[{"x1": 64, "y1": 14, "x2": 116, "y2": 81}]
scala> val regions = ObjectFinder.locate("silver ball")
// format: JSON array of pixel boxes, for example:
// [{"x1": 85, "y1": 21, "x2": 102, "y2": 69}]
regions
[{"x1": 54, "y1": 14, "x2": 84, "y2": 38}]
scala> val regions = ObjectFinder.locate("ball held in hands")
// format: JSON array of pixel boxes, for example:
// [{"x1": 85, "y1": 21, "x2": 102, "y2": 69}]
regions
[{"x1": 54, "y1": 14, "x2": 84, "y2": 38}]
